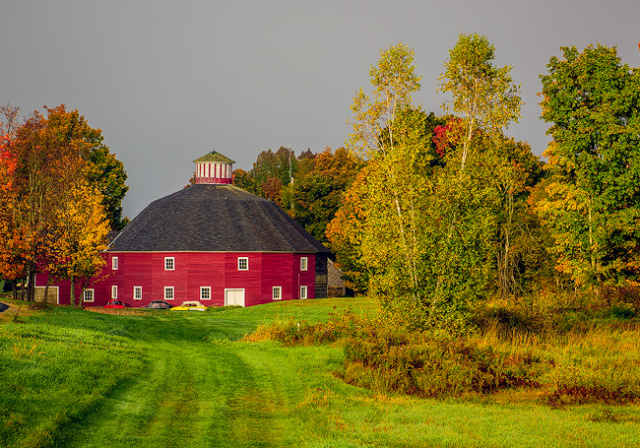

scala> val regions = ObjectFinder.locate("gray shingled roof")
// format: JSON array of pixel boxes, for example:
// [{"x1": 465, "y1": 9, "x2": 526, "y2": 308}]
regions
[{"x1": 109, "y1": 184, "x2": 329, "y2": 253}]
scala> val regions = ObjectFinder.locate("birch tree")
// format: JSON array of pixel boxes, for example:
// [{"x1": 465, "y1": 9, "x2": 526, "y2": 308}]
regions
[
  {"x1": 346, "y1": 43, "x2": 430, "y2": 303},
  {"x1": 424, "y1": 33, "x2": 524, "y2": 322}
]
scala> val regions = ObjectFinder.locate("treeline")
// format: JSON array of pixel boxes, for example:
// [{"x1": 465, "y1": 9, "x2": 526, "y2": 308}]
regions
[
  {"x1": 239, "y1": 35, "x2": 640, "y2": 331},
  {"x1": 233, "y1": 146, "x2": 365, "y2": 250},
  {"x1": 0, "y1": 105, "x2": 128, "y2": 303}
]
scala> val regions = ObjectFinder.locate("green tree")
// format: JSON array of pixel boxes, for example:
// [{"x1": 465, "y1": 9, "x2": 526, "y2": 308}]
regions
[
  {"x1": 328, "y1": 109, "x2": 445, "y2": 295},
  {"x1": 482, "y1": 135, "x2": 544, "y2": 297},
  {"x1": 538, "y1": 44, "x2": 640, "y2": 287},
  {"x1": 86, "y1": 145, "x2": 128, "y2": 231},
  {"x1": 234, "y1": 146, "x2": 296, "y2": 208}
]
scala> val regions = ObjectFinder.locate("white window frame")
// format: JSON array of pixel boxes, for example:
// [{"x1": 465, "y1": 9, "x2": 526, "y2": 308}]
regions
[
  {"x1": 134, "y1": 286, "x2": 142, "y2": 300},
  {"x1": 200, "y1": 286, "x2": 211, "y2": 300},
  {"x1": 165, "y1": 257, "x2": 175, "y2": 271},
  {"x1": 238, "y1": 257, "x2": 248, "y2": 271},
  {"x1": 272, "y1": 286, "x2": 282, "y2": 300},
  {"x1": 300, "y1": 257, "x2": 308, "y2": 271},
  {"x1": 111, "y1": 285, "x2": 118, "y2": 299},
  {"x1": 164, "y1": 286, "x2": 174, "y2": 301},
  {"x1": 300, "y1": 285, "x2": 308, "y2": 300},
  {"x1": 83, "y1": 289, "x2": 94, "y2": 303},
  {"x1": 112, "y1": 256, "x2": 118, "y2": 270}
]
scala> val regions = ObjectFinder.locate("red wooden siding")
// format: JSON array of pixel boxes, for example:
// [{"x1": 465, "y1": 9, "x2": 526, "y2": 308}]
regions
[{"x1": 36, "y1": 251, "x2": 318, "y2": 307}]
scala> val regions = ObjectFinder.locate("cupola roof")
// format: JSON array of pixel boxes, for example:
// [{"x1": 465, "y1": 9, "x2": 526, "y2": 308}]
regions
[{"x1": 193, "y1": 151, "x2": 236, "y2": 164}]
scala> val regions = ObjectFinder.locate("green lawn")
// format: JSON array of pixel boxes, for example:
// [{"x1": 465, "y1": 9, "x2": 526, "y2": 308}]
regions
[{"x1": 1, "y1": 297, "x2": 639, "y2": 448}]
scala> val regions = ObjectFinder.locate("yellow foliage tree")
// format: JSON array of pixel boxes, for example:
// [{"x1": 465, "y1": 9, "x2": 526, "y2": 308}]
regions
[{"x1": 48, "y1": 179, "x2": 109, "y2": 306}]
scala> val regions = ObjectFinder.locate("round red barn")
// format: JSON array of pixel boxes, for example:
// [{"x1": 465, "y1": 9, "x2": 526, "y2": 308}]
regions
[{"x1": 36, "y1": 151, "x2": 329, "y2": 307}]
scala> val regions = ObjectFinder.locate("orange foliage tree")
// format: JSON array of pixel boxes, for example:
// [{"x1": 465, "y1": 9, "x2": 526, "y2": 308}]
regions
[{"x1": 0, "y1": 105, "x2": 110, "y2": 303}]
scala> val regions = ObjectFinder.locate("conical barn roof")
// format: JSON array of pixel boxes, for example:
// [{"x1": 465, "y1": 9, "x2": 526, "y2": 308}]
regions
[{"x1": 109, "y1": 184, "x2": 329, "y2": 253}]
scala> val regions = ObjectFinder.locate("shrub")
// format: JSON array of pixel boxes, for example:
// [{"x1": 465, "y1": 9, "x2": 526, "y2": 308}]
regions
[
  {"x1": 473, "y1": 303, "x2": 550, "y2": 335},
  {"x1": 342, "y1": 329, "x2": 543, "y2": 398},
  {"x1": 244, "y1": 309, "x2": 366, "y2": 345}
]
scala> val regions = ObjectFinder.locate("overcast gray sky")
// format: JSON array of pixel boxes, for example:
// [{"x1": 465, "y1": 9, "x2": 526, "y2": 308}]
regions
[{"x1": 2, "y1": 0, "x2": 639, "y2": 218}]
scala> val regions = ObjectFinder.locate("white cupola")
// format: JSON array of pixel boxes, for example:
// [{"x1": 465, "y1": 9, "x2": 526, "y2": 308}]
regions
[{"x1": 193, "y1": 151, "x2": 235, "y2": 185}]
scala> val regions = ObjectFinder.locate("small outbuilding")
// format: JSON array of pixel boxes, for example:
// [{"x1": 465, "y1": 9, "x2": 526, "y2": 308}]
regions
[{"x1": 37, "y1": 151, "x2": 330, "y2": 307}]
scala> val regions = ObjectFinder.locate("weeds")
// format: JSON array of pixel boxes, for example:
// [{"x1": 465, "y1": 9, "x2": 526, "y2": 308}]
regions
[{"x1": 248, "y1": 294, "x2": 640, "y2": 406}]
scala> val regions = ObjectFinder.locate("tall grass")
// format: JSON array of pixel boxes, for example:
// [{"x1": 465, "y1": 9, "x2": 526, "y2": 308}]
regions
[{"x1": 250, "y1": 291, "x2": 640, "y2": 406}]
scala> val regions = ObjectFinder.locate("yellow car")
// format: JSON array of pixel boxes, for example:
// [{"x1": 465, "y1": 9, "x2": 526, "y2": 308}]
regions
[{"x1": 170, "y1": 301, "x2": 207, "y2": 312}]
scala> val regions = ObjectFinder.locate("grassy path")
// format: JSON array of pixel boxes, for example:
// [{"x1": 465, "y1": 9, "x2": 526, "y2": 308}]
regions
[{"x1": 54, "y1": 315, "x2": 314, "y2": 447}]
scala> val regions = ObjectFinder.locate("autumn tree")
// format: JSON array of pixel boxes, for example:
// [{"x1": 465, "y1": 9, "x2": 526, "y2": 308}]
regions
[
  {"x1": 538, "y1": 44, "x2": 640, "y2": 287},
  {"x1": 48, "y1": 179, "x2": 109, "y2": 306},
  {"x1": 0, "y1": 111, "x2": 58, "y2": 301},
  {"x1": 0, "y1": 106, "x2": 21, "y2": 295},
  {"x1": 0, "y1": 106, "x2": 112, "y2": 302},
  {"x1": 44, "y1": 106, "x2": 128, "y2": 231},
  {"x1": 0, "y1": 117, "x2": 21, "y2": 297},
  {"x1": 289, "y1": 147, "x2": 364, "y2": 249},
  {"x1": 326, "y1": 163, "x2": 373, "y2": 294}
]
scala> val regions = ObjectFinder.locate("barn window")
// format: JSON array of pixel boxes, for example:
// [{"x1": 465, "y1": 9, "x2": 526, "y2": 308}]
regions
[
  {"x1": 134, "y1": 286, "x2": 142, "y2": 300},
  {"x1": 164, "y1": 286, "x2": 174, "y2": 301},
  {"x1": 272, "y1": 286, "x2": 282, "y2": 300},
  {"x1": 112, "y1": 257, "x2": 118, "y2": 270},
  {"x1": 300, "y1": 257, "x2": 308, "y2": 271},
  {"x1": 238, "y1": 257, "x2": 248, "y2": 271},
  {"x1": 201, "y1": 286, "x2": 211, "y2": 300},
  {"x1": 111, "y1": 285, "x2": 118, "y2": 299},
  {"x1": 83, "y1": 289, "x2": 94, "y2": 303},
  {"x1": 165, "y1": 257, "x2": 175, "y2": 271},
  {"x1": 300, "y1": 286, "x2": 307, "y2": 300}
]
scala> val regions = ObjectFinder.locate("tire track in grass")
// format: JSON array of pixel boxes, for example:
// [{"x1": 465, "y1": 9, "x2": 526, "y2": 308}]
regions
[{"x1": 62, "y1": 317, "x2": 302, "y2": 448}]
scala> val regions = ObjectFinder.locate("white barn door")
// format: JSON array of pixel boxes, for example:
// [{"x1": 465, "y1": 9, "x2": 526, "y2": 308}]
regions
[{"x1": 225, "y1": 289, "x2": 245, "y2": 307}]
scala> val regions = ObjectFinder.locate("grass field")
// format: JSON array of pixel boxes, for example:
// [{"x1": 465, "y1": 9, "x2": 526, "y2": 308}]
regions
[{"x1": 1, "y1": 297, "x2": 639, "y2": 448}]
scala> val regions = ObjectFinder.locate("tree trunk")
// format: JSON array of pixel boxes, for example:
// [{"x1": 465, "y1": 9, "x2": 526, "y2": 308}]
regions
[
  {"x1": 588, "y1": 200, "x2": 597, "y2": 286},
  {"x1": 27, "y1": 263, "x2": 36, "y2": 302},
  {"x1": 44, "y1": 274, "x2": 51, "y2": 305},
  {"x1": 70, "y1": 275, "x2": 76, "y2": 307},
  {"x1": 20, "y1": 276, "x2": 26, "y2": 301}
]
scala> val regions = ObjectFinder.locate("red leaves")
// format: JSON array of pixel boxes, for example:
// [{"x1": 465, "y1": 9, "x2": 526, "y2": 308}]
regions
[{"x1": 432, "y1": 118, "x2": 463, "y2": 158}]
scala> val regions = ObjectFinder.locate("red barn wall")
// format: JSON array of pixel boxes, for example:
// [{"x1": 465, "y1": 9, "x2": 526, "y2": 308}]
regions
[{"x1": 36, "y1": 251, "x2": 317, "y2": 307}]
